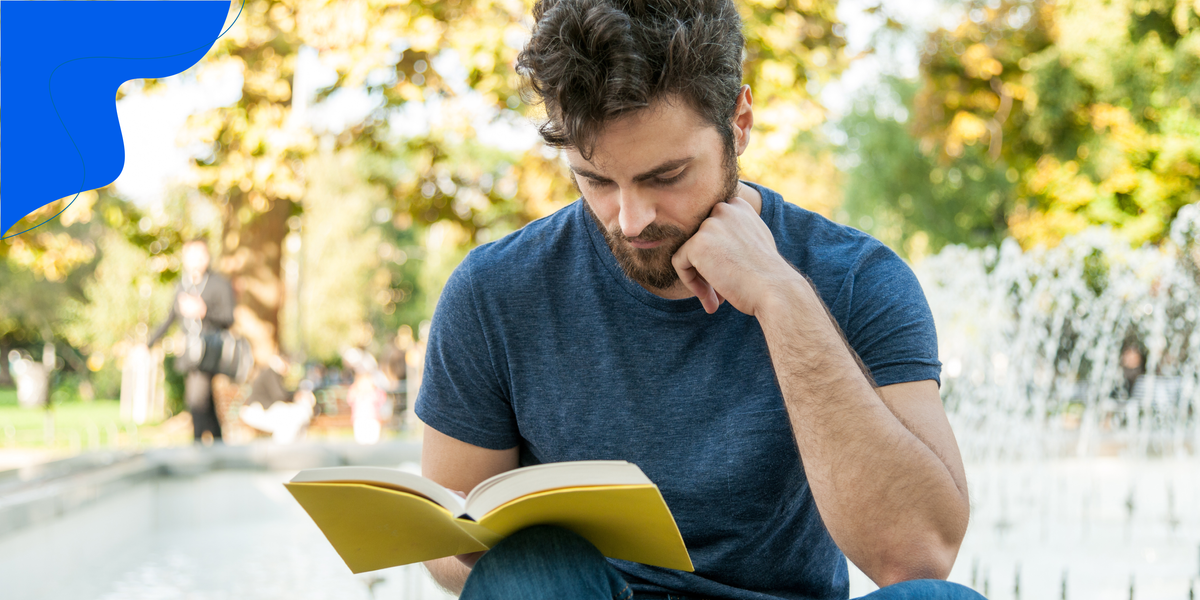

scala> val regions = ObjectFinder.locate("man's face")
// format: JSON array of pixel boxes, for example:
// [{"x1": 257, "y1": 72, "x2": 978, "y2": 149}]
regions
[
  {"x1": 568, "y1": 98, "x2": 740, "y2": 292},
  {"x1": 181, "y1": 242, "x2": 210, "y2": 276}
]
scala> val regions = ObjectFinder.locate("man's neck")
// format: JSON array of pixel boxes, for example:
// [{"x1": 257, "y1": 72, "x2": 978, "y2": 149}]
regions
[
  {"x1": 737, "y1": 181, "x2": 763, "y2": 215},
  {"x1": 641, "y1": 181, "x2": 763, "y2": 300}
]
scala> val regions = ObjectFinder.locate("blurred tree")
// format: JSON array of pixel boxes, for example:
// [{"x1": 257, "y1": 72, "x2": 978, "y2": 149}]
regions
[
  {"x1": 282, "y1": 148, "x2": 387, "y2": 361},
  {"x1": 370, "y1": 215, "x2": 427, "y2": 343},
  {"x1": 840, "y1": 77, "x2": 1014, "y2": 260},
  {"x1": 0, "y1": 181, "x2": 211, "y2": 396},
  {"x1": 0, "y1": 191, "x2": 101, "y2": 284},
  {"x1": 61, "y1": 227, "x2": 177, "y2": 399},
  {"x1": 912, "y1": 0, "x2": 1200, "y2": 248},
  {"x1": 5, "y1": 0, "x2": 854, "y2": 375},
  {"x1": 0, "y1": 190, "x2": 112, "y2": 397},
  {"x1": 0, "y1": 193, "x2": 101, "y2": 358},
  {"x1": 738, "y1": 0, "x2": 850, "y2": 217},
  {"x1": 173, "y1": 0, "x2": 851, "y2": 361}
]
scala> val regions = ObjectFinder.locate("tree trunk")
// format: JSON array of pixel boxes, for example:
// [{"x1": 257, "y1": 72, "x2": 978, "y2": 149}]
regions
[
  {"x1": 220, "y1": 194, "x2": 291, "y2": 368},
  {"x1": 0, "y1": 341, "x2": 12, "y2": 387}
]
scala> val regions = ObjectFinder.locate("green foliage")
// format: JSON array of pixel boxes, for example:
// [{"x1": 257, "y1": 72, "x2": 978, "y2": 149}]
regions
[
  {"x1": 163, "y1": 355, "x2": 187, "y2": 416},
  {"x1": 175, "y1": 0, "x2": 855, "y2": 357},
  {"x1": 1081, "y1": 247, "x2": 1108, "y2": 296},
  {"x1": 283, "y1": 149, "x2": 388, "y2": 359},
  {"x1": 0, "y1": 195, "x2": 102, "y2": 343},
  {"x1": 369, "y1": 211, "x2": 429, "y2": 343},
  {"x1": 840, "y1": 78, "x2": 1014, "y2": 258},
  {"x1": 89, "y1": 363, "x2": 125, "y2": 404},
  {"x1": 912, "y1": 0, "x2": 1200, "y2": 248},
  {"x1": 0, "y1": 260, "x2": 71, "y2": 344},
  {"x1": 61, "y1": 228, "x2": 176, "y2": 354},
  {"x1": 49, "y1": 372, "x2": 88, "y2": 405},
  {"x1": 1, "y1": 186, "x2": 212, "y2": 418},
  {"x1": 6, "y1": 0, "x2": 857, "y2": 388},
  {"x1": 735, "y1": 0, "x2": 850, "y2": 217}
]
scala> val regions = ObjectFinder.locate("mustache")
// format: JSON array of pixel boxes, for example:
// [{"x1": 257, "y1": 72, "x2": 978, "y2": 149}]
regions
[{"x1": 612, "y1": 222, "x2": 685, "y2": 244}]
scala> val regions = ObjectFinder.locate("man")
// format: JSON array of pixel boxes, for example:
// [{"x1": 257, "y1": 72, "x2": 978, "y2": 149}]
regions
[
  {"x1": 416, "y1": 1, "x2": 978, "y2": 598},
  {"x1": 149, "y1": 238, "x2": 236, "y2": 443}
]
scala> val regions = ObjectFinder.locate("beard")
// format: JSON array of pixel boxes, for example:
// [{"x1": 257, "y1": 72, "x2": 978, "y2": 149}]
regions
[{"x1": 585, "y1": 141, "x2": 741, "y2": 291}]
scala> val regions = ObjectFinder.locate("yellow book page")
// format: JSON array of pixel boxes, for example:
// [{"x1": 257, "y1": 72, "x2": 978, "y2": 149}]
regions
[
  {"x1": 477, "y1": 484, "x2": 694, "y2": 572},
  {"x1": 285, "y1": 482, "x2": 489, "y2": 573},
  {"x1": 453, "y1": 518, "x2": 506, "y2": 547}
]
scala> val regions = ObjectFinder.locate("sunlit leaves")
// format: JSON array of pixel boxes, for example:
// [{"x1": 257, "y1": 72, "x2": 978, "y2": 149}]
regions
[
  {"x1": 736, "y1": 0, "x2": 848, "y2": 214},
  {"x1": 913, "y1": 0, "x2": 1200, "y2": 248},
  {"x1": 1, "y1": 192, "x2": 100, "y2": 281},
  {"x1": 8, "y1": 0, "x2": 854, "y2": 359}
]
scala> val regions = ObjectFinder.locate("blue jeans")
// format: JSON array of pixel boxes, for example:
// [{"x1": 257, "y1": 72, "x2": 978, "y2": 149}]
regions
[{"x1": 459, "y1": 526, "x2": 987, "y2": 600}]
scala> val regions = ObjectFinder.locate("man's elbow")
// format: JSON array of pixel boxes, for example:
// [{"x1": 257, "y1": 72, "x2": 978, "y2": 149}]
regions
[
  {"x1": 873, "y1": 493, "x2": 971, "y2": 586},
  {"x1": 870, "y1": 534, "x2": 963, "y2": 588}
]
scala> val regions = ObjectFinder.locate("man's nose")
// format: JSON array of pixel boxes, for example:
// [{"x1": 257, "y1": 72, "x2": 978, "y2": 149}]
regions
[{"x1": 617, "y1": 187, "x2": 655, "y2": 238}]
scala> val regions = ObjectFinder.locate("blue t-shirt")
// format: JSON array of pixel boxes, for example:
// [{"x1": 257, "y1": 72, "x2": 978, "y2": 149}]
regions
[{"x1": 415, "y1": 182, "x2": 941, "y2": 600}]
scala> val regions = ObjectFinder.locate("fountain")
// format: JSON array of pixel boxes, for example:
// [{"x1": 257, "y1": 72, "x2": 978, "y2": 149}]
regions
[
  {"x1": 918, "y1": 204, "x2": 1200, "y2": 462},
  {"x1": 845, "y1": 204, "x2": 1200, "y2": 599}
]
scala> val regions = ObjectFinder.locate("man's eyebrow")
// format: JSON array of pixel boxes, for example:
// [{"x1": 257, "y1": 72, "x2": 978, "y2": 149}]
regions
[
  {"x1": 569, "y1": 156, "x2": 695, "y2": 184},
  {"x1": 569, "y1": 166, "x2": 612, "y2": 183}
]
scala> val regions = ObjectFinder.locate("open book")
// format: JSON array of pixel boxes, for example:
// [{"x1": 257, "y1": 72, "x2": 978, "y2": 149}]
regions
[{"x1": 284, "y1": 460, "x2": 693, "y2": 574}]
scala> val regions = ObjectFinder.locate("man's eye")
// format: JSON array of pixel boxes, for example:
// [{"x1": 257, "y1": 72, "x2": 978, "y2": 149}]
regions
[
  {"x1": 587, "y1": 178, "x2": 615, "y2": 188},
  {"x1": 652, "y1": 172, "x2": 685, "y2": 186}
]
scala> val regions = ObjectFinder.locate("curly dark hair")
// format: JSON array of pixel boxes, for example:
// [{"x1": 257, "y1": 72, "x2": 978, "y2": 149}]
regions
[{"x1": 516, "y1": 0, "x2": 745, "y2": 160}]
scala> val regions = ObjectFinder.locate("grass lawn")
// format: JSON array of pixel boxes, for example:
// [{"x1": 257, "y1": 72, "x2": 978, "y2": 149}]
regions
[
  {"x1": 0, "y1": 387, "x2": 185, "y2": 450},
  {"x1": 0, "y1": 387, "x2": 409, "y2": 455}
]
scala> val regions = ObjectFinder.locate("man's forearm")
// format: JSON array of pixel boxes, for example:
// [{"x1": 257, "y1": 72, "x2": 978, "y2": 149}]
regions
[
  {"x1": 425, "y1": 556, "x2": 471, "y2": 595},
  {"x1": 757, "y1": 274, "x2": 968, "y2": 585}
]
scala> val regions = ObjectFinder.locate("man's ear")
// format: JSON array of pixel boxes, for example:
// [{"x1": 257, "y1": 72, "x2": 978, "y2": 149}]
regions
[{"x1": 732, "y1": 85, "x2": 754, "y2": 156}]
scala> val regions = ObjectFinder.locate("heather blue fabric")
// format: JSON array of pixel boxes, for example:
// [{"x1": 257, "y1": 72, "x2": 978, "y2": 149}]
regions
[
  {"x1": 415, "y1": 182, "x2": 942, "y2": 600},
  {"x1": 460, "y1": 525, "x2": 634, "y2": 600},
  {"x1": 460, "y1": 526, "x2": 985, "y2": 600}
]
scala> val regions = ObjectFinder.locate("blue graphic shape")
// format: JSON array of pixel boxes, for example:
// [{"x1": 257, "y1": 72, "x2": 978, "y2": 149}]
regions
[{"x1": 1, "y1": 1, "x2": 232, "y2": 237}]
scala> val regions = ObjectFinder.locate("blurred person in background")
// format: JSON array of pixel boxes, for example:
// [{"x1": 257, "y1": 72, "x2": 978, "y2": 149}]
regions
[
  {"x1": 381, "y1": 324, "x2": 414, "y2": 391},
  {"x1": 417, "y1": 1, "x2": 974, "y2": 599},
  {"x1": 343, "y1": 348, "x2": 386, "y2": 444},
  {"x1": 1119, "y1": 338, "x2": 1146, "y2": 399},
  {"x1": 7, "y1": 349, "x2": 50, "y2": 408},
  {"x1": 148, "y1": 238, "x2": 236, "y2": 444},
  {"x1": 403, "y1": 322, "x2": 429, "y2": 428},
  {"x1": 239, "y1": 354, "x2": 315, "y2": 444}
]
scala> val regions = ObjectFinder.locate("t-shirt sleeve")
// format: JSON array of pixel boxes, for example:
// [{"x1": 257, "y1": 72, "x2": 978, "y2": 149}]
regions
[
  {"x1": 836, "y1": 245, "x2": 942, "y2": 388},
  {"x1": 414, "y1": 258, "x2": 520, "y2": 450}
]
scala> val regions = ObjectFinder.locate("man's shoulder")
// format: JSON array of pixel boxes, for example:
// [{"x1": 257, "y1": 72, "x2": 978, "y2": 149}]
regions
[
  {"x1": 427, "y1": 202, "x2": 586, "y2": 371},
  {"x1": 768, "y1": 190, "x2": 896, "y2": 276},
  {"x1": 458, "y1": 201, "x2": 586, "y2": 285}
]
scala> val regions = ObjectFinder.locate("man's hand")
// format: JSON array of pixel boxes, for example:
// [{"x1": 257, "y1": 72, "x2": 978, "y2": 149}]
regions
[
  {"x1": 672, "y1": 196, "x2": 797, "y2": 315},
  {"x1": 178, "y1": 293, "x2": 207, "y2": 320},
  {"x1": 449, "y1": 489, "x2": 486, "y2": 568},
  {"x1": 421, "y1": 426, "x2": 519, "y2": 594}
]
